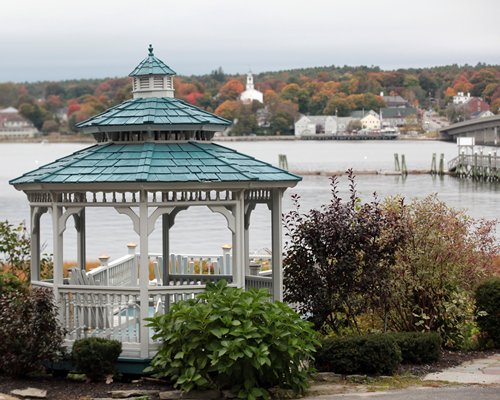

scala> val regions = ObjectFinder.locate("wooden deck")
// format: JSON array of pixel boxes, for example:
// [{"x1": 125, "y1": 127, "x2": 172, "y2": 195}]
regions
[{"x1": 34, "y1": 250, "x2": 273, "y2": 359}]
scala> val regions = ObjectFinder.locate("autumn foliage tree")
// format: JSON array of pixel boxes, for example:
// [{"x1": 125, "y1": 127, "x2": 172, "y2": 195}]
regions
[{"x1": 383, "y1": 195, "x2": 499, "y2": 348}]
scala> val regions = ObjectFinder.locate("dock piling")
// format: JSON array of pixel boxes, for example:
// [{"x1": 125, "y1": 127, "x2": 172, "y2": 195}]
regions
[
  {"x1": 278, "y1": 154, "x2": 288, "y2": 170},
  {"x1": 394, "y1": 153, "x2": 400, "y2": 172},
  {"x1": 430, "y1": 153, "x2": 437, "y2": 175},
  {"x1": 401, "y1": 154, "x2": 408, "y2": 176},
  {"x1": 439, "y1": 153, "x2": 445, "y2": 176}
]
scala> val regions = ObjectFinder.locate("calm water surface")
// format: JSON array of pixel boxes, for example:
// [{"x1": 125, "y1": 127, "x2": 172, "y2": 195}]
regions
[{"x1": 0, "y1": 141, "x2": 498, "y2": 261}]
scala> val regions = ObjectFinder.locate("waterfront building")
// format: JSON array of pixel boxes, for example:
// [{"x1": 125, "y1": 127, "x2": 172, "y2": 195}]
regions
[
  {"x1": 294, "y1": 115, "x2": 337, "y2": 136},
  {"x1": 381, "y1": 107, "x2": 417, "y2": 127},
  {"x1": 0, "y1": 107, "x2": 39, "y2": 138}
]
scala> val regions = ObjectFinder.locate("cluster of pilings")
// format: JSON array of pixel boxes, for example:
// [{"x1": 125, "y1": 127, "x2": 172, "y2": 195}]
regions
[
  {"x1": 394, "y1": 153, "x2": 408, "y2": 175},
  {"x1": 454, "y1": 151, "x2": 499, "y2": 182},
  {"x1": 430, "y1": 153, "x2": 445, "y2": 176}
]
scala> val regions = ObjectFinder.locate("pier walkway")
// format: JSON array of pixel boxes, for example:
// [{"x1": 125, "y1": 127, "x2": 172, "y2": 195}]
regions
[{"x1": 448, "y1": 152, "x2": 499, "y2": 182}]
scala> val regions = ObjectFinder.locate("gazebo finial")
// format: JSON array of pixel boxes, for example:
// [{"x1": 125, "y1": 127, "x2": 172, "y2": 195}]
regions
[{"x1": 148, "y1": 44, "x2": 154, "y2": 56}]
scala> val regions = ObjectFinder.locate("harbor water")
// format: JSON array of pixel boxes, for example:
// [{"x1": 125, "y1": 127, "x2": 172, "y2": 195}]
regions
[{"x1": 0, "y1": 141, "x2": 498, "y2": 261}]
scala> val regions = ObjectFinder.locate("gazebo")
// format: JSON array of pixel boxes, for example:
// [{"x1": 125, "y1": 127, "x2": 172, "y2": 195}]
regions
[{"x1": 10, "y1": 45, "x2": 301, "y2": 360}]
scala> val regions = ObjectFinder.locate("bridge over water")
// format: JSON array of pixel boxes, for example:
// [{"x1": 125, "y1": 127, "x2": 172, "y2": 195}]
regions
[{"x1": 440, "y1": 115, "x2": 500, "y2": 146}]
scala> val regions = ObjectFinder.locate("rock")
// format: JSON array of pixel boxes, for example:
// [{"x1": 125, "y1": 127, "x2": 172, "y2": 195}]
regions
[
  {"x1": 221, "y1": 390, "x2": 238, "y2": 399},
  {"x1": 159, "y1": 391, "x2": 183, "y2": 400},
  {"x1": 10, "y1": 388, "x2": 47, "y2": 399},
  {"x1": 110, "y1": 390, "x2": 159, "y2": 398},
  {"x1": 94, "y1": 397, "x2": 151, "y2": 400},
  {"x1": 159, "y1": 390, "x2": 221, "y2": 399},
  {"x1": 0, "y1": 393, "x2": 20, "y2": 400},
  {"x1": 312, "y1": 372, "x2": 343, "y2": 383}
]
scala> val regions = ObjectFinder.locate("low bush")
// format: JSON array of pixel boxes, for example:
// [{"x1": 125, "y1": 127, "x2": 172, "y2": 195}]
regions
[
  {"x1": 146, "y1": 280, "x2": 320, "y2": 399},
  {"x1": 0, "y1": 271, "x2": 27, "y2": 294},
  {"x1": 388, "y1": 332, "x2": 441, "y2": 363},
  {"x1": 316, "y1": 334, "x2": 402, "y2": 375},
  {"x1": 475, "y1": 277, "x2": 500, "y2": 347},
  {"x1": 72, "y1": 337, "x2": 122, "y2": 382},
  {"x1": 0, "y1": 288, "x2": 65, "y2": 377}
]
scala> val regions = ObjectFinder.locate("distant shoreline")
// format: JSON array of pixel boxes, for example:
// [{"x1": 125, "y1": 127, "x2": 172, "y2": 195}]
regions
[{"x1": 0, "y1": 134, "x2": 443, "y2": 144}]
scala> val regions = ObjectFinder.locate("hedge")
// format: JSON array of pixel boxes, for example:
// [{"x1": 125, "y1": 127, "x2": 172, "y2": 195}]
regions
[
  {"x1": 388, "y1": 332, "x2": 441, "y2": 363},
  {"x1": 316, "y1": 334, "x2": 402, "y2": 375}
]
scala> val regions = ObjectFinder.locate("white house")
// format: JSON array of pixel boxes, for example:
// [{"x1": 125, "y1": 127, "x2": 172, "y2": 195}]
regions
[
  {"x1": 294, "y1": 115, "x2": 337, "y2": 136},
  {"x1": 361, "y1": 114, "x2": 381, "y2": 130},
  {"x1": 0, "y1": 107, "x2": 39, "y2": 138},
  {"x1": 453, "y1": 92, "x2": 471, "y2": 105},
  {"x1": 240, "y1": 73, "x2": 263, "y2": 104}
]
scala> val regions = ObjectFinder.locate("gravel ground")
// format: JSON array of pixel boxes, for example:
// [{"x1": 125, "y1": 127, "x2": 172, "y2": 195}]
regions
[{"x1": 0, "y1": 350, "x2": 497, "y2": 399}]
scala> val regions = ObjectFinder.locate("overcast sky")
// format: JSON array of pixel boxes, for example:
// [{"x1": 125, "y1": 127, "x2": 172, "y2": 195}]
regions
[{"x1": 1, "y1": 0, "x2": 499, "y2": 82}]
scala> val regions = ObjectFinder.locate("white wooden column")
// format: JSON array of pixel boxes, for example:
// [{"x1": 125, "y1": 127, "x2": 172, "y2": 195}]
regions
[
  {"x1": 75, "y1": 209, "x2": 86, "y2": 270},
  {"x1": 234, "y1": 191, "x2": 245, "y2": 289},
  {"x1": 30, "y1": 206, "x2": 41, "y2": 282},
  {"x1": 271, "y1": 189, "x2": 283, "y2": 301},
  {"x1": 139, "y1": 190, "x2": 150, "y2": 359},
  {"x1": 244, "y1": 202, "x2": 256, "y2": 275},
  {"x1": 52, "y1": 199, "x2": 64, "y2": 301},
  {"x1": 162, "y1": 213, "x2": 170, "y2": 285}
]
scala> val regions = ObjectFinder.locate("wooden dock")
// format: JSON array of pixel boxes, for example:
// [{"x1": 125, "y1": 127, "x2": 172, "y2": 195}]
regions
[{"x1": 448, "y1": 153, "x2": 499, "y2": 182}]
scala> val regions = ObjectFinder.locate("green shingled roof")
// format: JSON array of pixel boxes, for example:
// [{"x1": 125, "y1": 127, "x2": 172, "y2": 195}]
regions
[
  {"x1": 10, "y1": 142, "x2": 301, "y2": 185},
  {"x1": 129, "y1": 45, "x2": 176, "y2": 76},
  {"x1": 76, "y1": 97, "x2": 231, "y2": 131}
]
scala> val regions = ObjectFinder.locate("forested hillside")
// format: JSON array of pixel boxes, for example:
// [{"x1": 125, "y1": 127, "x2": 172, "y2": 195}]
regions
[{"x1": 0, "y1": 63, "x2": 499, "y2": 135}]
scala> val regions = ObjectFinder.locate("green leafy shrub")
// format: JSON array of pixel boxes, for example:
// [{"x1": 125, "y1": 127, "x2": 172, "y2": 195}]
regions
[
  {"x1": 146, "y1": 280, "x2": 320, "y2": 399},
  {"x1": 72, "y1": 337, "x2": 122, "y2": 382},
  {"x1": 475, "y1": 277, "x2": 500, "y2": 347},
  {"x1": 0, "y1": 288, "x2": 65, "y2": 377},
  {"x1": 0, "y1": 220, "x2": 31, "y2": 278},
  {"x1": 0, "y1": 271, "x2": 27, "y2": 294},
  {"x1": 388, "y1": 332, "x2": 441, "y2": 363},
  {"x1": 316, "y1": 334, "x2": 402, "y2": 375}
]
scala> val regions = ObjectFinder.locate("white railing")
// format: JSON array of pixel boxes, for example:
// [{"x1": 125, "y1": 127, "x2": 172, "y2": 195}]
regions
[
  {"x1": 59, "y1": 285, "x2": 141, "y2": 343},
  {"x1": 246, "y1": 275, "x2": 273, "y2": 294},
  {"x1": 58, "y1": 284, "x2": 213, "y2": 346},
  {"x1": 88, "y1": 254, "x2": 138, "y2": 286}
]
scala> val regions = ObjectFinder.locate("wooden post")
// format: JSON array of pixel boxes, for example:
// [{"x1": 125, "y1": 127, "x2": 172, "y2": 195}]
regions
[
  {"x1": 52, "y1": 200, "x2": 63, "y2": 302},
  {"x1": 271, "y1": 189, "x2": 283, "y2": 302},
  {"x1": 394, "y1": 153, "x2": 400, "y2": 172},
  {"x1": 278, "y1": 154, "x2": 288, "y2": 170},
  {"x1": 139, "y1": 190, "x2": 150, "y2": 359},
  {"x1": 127, "y1": 242, "x2": 138, "y2": 285},
  {"x1": 234, "y1": 191, "x2": 245, "y2": 289},
  {"x1": 30, "y1": 207, "x2": 41, "y2": 282},
  {"x1": 76, "y1": 209, "x2": 86, "y2": 270},
  {"x1": 439, "y1": 153, "x2": 445, "y2": 176},
  {"x1": 401, "y1": 154, "x2": 408, "y2": 176},
  {"x1": 98, "y1": 255, "x2": 110, "y2": 285},
  {"x1": 162, "y1": 214, "x2": 170, "y2": 286},
  {"x1": 430, "y1": 153, "x2": 436, "y2": 175},
  {"x1": 222, "y1": 244, "x2": 232, "y2": 275}
]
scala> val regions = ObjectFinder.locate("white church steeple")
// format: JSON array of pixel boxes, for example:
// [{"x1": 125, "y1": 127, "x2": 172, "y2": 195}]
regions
[{"x1": 240, "y1": 71, "x2": 263, "y2": 104}]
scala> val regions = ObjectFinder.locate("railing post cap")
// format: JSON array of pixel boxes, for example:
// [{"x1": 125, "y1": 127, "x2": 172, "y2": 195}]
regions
[
  {"x1": 222, "y1": 244, "x2": 232, "y2": 250},
  {"x1": 127, "y1": 242, "x2": 137, "y2": 248}
]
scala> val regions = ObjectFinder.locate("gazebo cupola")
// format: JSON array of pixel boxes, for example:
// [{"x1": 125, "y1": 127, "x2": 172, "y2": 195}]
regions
[{"x1": 130, "y1": 44, "x2": 176, "y2": 99}]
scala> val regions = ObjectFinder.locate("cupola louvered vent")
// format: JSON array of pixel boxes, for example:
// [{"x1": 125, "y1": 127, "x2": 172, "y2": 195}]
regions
[
  {"x1": 139, "y1": 77, "x2": 149, "y2": 89},
  {"x1": 153, "y1": 77, "x2": 164, "y2": 89}
]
